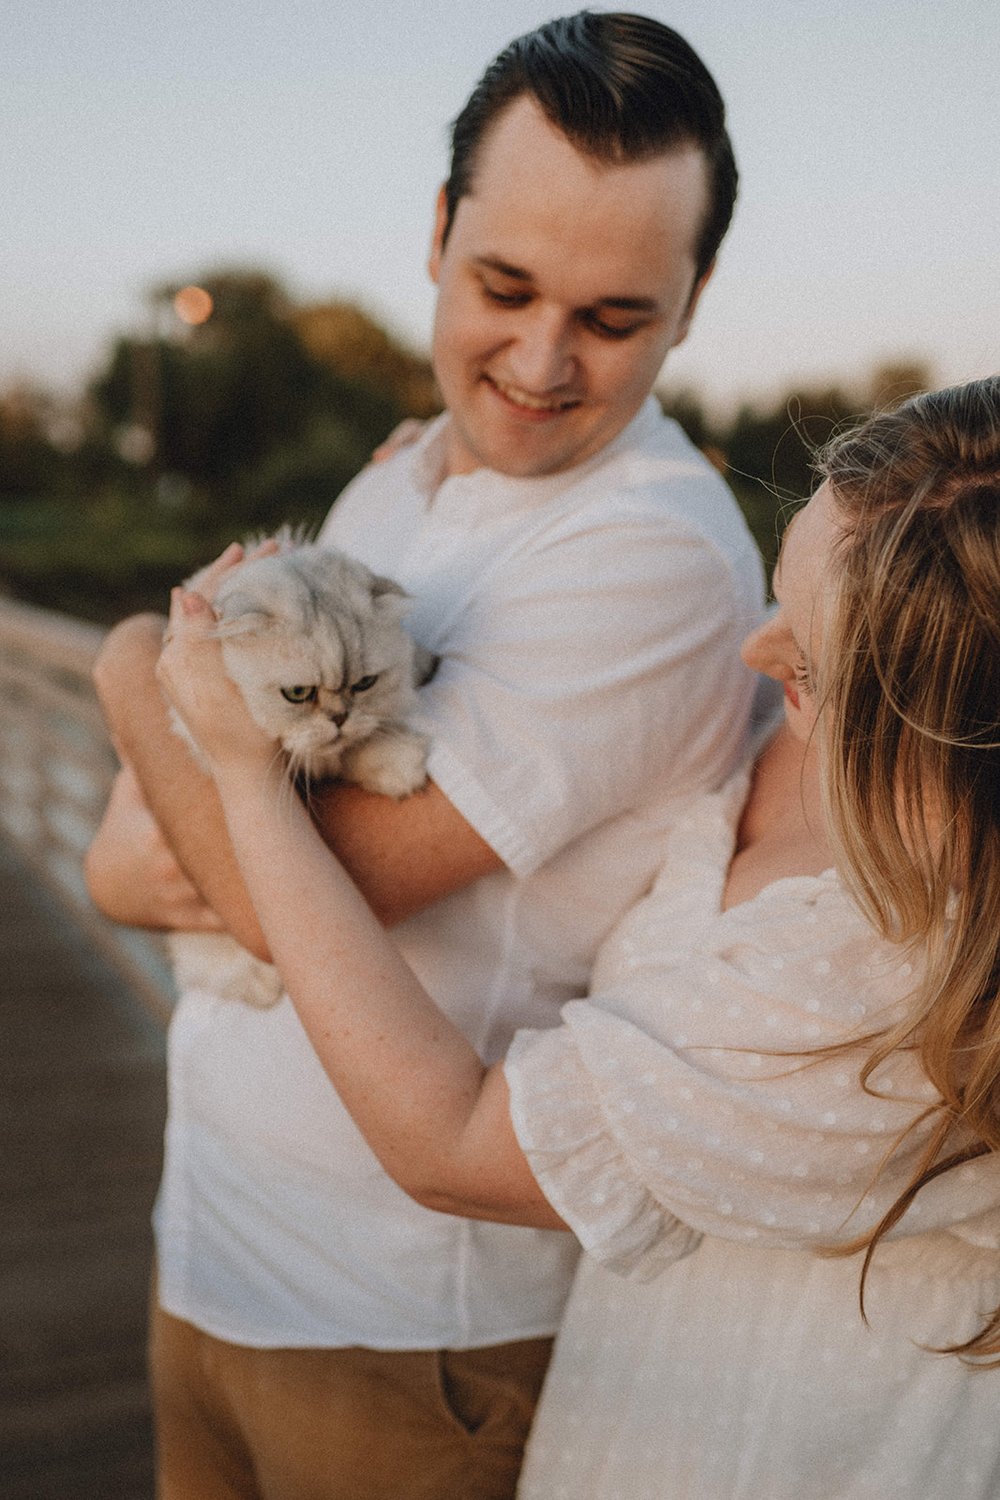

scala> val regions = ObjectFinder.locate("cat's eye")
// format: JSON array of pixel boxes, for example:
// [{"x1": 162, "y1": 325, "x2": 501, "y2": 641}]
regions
[
  {"x1": 280, "y1": 685, "x2": 318, "y2": 704},
  {"x1": 351, "y1": 675, "x2": 379, "y2": 694}
]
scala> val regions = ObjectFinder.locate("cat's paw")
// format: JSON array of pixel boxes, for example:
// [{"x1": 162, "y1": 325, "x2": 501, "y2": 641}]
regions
[
  {"x1": 342, "y1": 729, "x2": 429, "y2": 799},
  {"x1": 240, "y1": 960, "x2": 286, "y2": 1009},
  {"x1": 168, "y1": 934, "x2": 285, "y2": 1008}
]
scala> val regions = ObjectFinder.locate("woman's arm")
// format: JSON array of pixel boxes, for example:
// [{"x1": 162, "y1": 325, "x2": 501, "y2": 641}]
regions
[{"x1": 157, "y1": 584, "x2": 566, "y2": 1231}]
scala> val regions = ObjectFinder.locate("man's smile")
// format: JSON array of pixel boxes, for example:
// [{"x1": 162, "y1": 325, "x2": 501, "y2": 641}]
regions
[{"x1": 485, "y1": 374, "x2": 582, "y2": 415}]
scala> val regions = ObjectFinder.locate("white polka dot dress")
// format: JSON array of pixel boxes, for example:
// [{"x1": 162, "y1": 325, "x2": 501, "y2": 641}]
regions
[{"x1": 505, "y1": 769, "x2": 1000, "y2": 1498}]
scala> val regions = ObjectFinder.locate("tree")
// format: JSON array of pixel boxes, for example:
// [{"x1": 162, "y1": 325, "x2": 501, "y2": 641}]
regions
[
  {"x1": 0, "y1": 385, "x2": 69, "y2": 501},
  {"x1": 293, "y1": 300, "x2": 439, "y2": 419},
  {"x1": 86, "y1": 270, "x2": 409, "y2": 536}
]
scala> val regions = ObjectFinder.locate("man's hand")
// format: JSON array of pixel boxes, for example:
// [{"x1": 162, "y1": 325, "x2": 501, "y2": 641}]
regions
[
  {"x1": 85, "y1": 764, "x2": 225, "y2": 932},
  {"x1": 92, "y1": 610, "x2": 168, "y2": 729},
  {"x1": 371, "y1": 418, "x2": 426, "y2": 464}
]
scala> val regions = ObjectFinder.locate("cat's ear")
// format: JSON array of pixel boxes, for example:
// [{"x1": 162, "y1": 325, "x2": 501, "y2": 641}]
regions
[
  {"x1": 371, "y1": 574, "x2": 410, "y2": 601},
  {"x1": 214, "y1": 592, "x2": 275, "y2": 637},
  {"x1": 371, "y1": 574, "x2": 412, "y2": 621}
]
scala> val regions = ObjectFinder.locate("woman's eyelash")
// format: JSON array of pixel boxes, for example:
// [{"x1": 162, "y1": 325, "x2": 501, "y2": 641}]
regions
[{"x1": 793, "y1": 657, "x2": 813, "y2": 693}]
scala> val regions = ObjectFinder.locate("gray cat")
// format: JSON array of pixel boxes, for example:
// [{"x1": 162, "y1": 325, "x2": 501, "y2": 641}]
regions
[{"x1": 168, "y1": 536, "x2": 433, "y2": 1008}]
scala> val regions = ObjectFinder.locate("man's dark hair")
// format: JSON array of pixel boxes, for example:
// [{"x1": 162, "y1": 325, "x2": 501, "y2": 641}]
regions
[{"x1": 443, "y1": 11, "x2": 738, "y2": 281}]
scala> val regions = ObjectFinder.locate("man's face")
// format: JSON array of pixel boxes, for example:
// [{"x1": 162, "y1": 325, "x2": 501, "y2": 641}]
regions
[{"x1": 428, "y1": 95, "x2": 713, "y2": 481}]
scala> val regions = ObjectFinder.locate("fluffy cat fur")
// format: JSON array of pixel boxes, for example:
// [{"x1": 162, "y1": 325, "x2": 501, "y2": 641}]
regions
[{"x1": 168, "y1": 534, "x2": 433, "y2": 1008}]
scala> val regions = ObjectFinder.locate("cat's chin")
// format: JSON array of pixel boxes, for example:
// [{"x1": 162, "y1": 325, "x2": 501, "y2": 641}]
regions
[
  {"x1": 282, "y1": 720, "x2": 374, "y2": 764},
  {"x1": 295, "y1": 745, "x2": 347, "y2": 781},
  {"x1": 282, "y1": 731, "x2": 347, "y2": 768}
]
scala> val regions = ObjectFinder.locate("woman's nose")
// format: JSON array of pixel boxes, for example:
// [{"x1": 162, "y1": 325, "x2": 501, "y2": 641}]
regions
[{"x1": 740, "y1": 610, "x2": 793, "y2": 680}]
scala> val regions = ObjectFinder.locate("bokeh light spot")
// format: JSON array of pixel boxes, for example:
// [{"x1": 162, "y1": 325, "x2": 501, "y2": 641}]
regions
[{"x1": 173, "y1": 285, "x2": 214, "y2": 326}]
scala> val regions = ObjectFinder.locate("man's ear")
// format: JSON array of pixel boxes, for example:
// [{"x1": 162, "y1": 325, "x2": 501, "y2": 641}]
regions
[
  {"x1": 428, "y1": 185, "x2": 448, "y2": 284},
  {"x1": 670, "y1": 258, "x2": 716, "y2": 351}
]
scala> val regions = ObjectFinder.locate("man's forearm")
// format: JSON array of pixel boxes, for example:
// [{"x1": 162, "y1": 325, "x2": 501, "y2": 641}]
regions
[
  {"x1": 84, "y1": 764, "x2": 227, "y2": 933},
  {"x1": 93, "y1": 614, "x2": 271, "y2": 957}
]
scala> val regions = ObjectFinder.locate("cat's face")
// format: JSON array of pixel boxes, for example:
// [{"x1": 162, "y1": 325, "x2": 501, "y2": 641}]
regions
[{"x1": 212, "y1": 546, "x2": 418, "y2": 773}]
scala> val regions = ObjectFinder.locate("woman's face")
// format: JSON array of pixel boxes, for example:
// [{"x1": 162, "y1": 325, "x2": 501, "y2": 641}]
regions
[{"x1": 741, "y1": 482, "x2": 842, "y2": 742}]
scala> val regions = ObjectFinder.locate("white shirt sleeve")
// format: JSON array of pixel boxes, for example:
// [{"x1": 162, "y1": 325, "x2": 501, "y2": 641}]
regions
[
  {"x1": 504, "y1": 875, "x2": 1000, "y2": 1279},
  {"x1": 416, "y1": 501, "x2": 756, "y2": 876}
]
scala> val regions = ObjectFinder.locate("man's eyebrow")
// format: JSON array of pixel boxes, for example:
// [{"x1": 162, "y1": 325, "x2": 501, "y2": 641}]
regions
[
  {"x1": 474, "y1": 256, "x2": 533, "y2": 281},
  {"x1": 473, "y1": 256, "x2": 660, "y2": 313},
  {"x1": 591, "y1": 295, "x2": 661, "y2": 314}
]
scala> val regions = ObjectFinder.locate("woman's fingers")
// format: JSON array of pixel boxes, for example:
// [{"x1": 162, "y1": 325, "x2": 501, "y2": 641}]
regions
[
  {"x1": 189, "y1": 541, "x2": 245, "y2": 602},
  {"x1": 164, "y1": 585, "x2": 215, "y2": 639}
]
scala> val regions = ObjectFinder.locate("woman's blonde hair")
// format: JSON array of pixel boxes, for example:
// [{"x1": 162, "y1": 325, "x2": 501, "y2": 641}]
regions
[{"x1": 817, "y1": 374, "x2": 1000, "y2": 1357}]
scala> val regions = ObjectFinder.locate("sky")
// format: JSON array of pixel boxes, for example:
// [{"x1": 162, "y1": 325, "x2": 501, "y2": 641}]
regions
[{"x1": 4, "y1": 1, "x2": 998, "y2": 417}]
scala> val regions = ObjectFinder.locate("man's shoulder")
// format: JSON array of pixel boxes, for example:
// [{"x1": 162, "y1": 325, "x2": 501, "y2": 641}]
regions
[
  {"x1": 562, "y1": 406, "x2": 756, "y2": 567},
  {"x1": 317, "y1": 443, "x2": 426, "y2": 546}
]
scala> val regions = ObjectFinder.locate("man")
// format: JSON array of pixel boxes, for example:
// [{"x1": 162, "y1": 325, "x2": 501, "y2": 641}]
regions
[{"x1": 87, "y1": 14, "x2": 763, "y2": 1498}]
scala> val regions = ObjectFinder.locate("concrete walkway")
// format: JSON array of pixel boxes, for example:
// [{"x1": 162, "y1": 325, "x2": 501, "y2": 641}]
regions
[{"x1": 0, "y1": 836, "x2": 166, "y2": 1499}]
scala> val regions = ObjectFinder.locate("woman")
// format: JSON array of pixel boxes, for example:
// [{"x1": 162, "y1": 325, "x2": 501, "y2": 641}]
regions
[{"x1": 159, "y1": 376, "x2": 1000, "y2": 1497}]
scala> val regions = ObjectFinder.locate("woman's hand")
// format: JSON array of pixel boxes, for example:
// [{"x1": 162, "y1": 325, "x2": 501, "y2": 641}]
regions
[
  {"x1": 183, "y1": 536, "x2": 281, "y2": 603},
  {"x1": 156, "y1": 581, "x2": 278, "y2": 782}
]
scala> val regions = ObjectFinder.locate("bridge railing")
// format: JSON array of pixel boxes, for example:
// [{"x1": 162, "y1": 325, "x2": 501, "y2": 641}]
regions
[{"x1": 0, "y1": 595, "x2": 174, "y2": 1020}]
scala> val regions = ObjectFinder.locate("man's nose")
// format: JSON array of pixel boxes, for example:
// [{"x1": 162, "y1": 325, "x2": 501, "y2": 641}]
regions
[{"x1": 508, "y1": 309, "x2": 574, "y2": 391}]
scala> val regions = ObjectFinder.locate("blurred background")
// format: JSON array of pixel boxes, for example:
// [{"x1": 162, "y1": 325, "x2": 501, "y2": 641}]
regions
[
  {"x1": 2, "y1": 0, "x2": 997, "y2": 617},
  {"x1": 0, "y1": 8, "x2": 997, "y2": 1493}
]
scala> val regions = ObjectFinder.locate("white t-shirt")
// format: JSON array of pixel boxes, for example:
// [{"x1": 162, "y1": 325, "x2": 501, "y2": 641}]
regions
[{"x1": 154, "y1": 397, "x2": 764, "y2": 1349}]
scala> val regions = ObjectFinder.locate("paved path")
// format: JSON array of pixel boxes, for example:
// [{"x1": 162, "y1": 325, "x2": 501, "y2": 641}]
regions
[{"x1": 0, "y1": 836, "x2": 166, "y2": 1499}]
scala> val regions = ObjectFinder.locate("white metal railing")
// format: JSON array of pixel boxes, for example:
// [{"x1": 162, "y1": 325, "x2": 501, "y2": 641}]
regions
[{"x1": 0, "y1": 594, "x2": 174, "y2": 1021}]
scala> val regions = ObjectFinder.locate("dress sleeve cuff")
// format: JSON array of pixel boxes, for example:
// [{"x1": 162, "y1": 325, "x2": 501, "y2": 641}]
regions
[{"x1": 504, "y1": 1024, "x2": 702, "y2": 1281}]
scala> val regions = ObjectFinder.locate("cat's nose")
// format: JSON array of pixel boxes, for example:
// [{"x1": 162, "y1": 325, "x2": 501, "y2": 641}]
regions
[{"x1": 328, "y1": 709, "x2": 349, "y2": 728}]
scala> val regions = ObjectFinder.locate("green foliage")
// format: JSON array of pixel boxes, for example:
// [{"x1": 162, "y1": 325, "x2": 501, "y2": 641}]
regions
[
  {"x1": 0, "y1": 267, "x2": 931, "y2": 622},
  {"x1": 0, "y1": 270, "x2": 435, "y2": 621},
  {"x1": 0, "y1": 489, "x2": 205, "y2": 623},
  {"x1": 0, "y1": 388, "x2": 73, "y2": 500},
  {"x1": 660, "y1": 359, "x2": 934, "y2": 585}
]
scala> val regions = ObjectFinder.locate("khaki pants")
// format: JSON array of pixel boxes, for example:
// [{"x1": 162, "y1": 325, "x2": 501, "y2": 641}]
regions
[{"x1": 149, "y1": 1300, "x2": 553, "y2": 1500}]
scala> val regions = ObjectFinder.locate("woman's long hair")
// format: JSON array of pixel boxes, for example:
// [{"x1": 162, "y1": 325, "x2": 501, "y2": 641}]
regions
[{"x1": 817, "y1": 374, "x2": 1000, "y2": 1357}]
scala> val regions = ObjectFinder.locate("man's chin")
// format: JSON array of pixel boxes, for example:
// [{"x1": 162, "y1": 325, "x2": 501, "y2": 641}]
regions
[{"x1": 445, "y1": 422, "x2": 593, "y2": 482}]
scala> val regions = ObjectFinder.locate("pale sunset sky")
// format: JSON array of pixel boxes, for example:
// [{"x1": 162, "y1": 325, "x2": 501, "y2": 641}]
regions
[{"x1": 4, "y1": 1, "x2": 997, "y2": 415}]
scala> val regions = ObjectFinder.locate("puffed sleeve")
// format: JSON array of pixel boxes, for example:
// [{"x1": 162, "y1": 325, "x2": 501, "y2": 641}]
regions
[
  {"x1": 505, "y1": 879, "x2": 1000, "y2": 1278},
  {"x1": 504, "y1": 1023, "x2": 703, "y2": 1279}
]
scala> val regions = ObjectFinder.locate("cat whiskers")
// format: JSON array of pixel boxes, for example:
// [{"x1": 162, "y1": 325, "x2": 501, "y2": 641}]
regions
[{"x1": 286, "y1": 747, "x2": 325, "y2": 818}]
